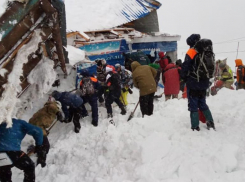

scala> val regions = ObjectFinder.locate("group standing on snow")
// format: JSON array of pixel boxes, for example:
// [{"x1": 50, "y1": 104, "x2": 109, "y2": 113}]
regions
[{"x1": 1, "y1": 33, "x2": 245, "y2": 182}]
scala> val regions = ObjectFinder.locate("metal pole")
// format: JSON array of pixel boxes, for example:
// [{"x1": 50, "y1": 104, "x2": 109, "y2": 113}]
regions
[{"x1": 236, "y1": 42, "x2": 240, "y2": 59}]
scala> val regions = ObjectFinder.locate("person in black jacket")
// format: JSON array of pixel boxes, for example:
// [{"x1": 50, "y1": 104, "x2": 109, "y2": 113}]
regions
[
  {"x1": 105, "y1": 71, "x2": 126, "y2": 119},
  {"x1": 180, "y1": 34, "x2": 215, "y2": 131}
]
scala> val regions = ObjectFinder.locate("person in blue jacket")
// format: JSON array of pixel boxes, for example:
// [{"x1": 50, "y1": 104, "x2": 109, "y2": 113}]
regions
[
  {"x1": 52, "y1": 90, "x2": 84, "y2": 133},
  {"x1": 0, "y1": 118, "x2": 43, "y2": 182},
  {"x1": 180, "y1": 34, "x2": 215, "y2": 131}
]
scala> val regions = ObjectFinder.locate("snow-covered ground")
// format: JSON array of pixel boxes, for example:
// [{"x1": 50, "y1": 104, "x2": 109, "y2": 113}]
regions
[
  {"x1": 12, "y1": 69, "x2": 245, "y2": 181},
  {"x1": 1, "y1": 0, "x2": 245, "y2": 181}
]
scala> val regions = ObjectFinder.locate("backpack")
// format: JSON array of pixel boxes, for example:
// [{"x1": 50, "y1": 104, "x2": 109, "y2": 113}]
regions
[
  {"x1": 80, "y1": 77, "x2": 95, "y2": 96},
  {"x1": 237, "y1": 65, "x2": 245, "y2": 83},
  {"x1": 107, "y1": 72, "x2": 121, "y2": 92},
  {"x1": 193, "y1": 39, "x2": 215, "y2": 81}
]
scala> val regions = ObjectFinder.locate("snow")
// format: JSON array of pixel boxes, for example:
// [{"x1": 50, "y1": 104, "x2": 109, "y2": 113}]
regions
[
  {"x1": 66, "y1": 45, "x2": 86, "y2": 66},
  {"x1": 65, "y1": 0, "x2": 150, "y2": 32},
  {"x1": 12, "y1": 79, "x2": 245, "y2": 181},
  {"x1": 0, "y1": 30, "x2": 43, "y2": 126},
  {"x1": 1, "y1": 0, "x2": 245, "y2": 181},
  {"x1": 27, "y1": 57, "x2": 56, "y2": 98},
  {"x1": 0, "y1": 0, "x2": 7, "y2": 17},
  {"x1": 0, "y1": 68, "x2": 8, "y2": 77}
]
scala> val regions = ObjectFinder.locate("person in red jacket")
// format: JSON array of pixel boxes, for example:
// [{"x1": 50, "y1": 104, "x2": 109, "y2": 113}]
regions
[
  {"x1": 156, "y1": 52, "x2": 169, "y2": 72},
  {"x1": 163, "y1": 63, "x2": 180, "y2": 101}
]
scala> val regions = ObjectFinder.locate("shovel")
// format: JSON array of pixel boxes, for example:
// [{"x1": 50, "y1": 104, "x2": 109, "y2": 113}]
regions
[
  {"x1": 127, "y1": 101, "x2": 140, "y2": 121},
  {"x1": 154, "y1": 92, "x2": 164, "y2": 99}
]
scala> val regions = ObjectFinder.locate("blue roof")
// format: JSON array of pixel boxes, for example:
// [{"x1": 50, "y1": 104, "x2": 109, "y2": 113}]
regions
[{"x1": 119, "y1": 0, "x2": 161, "y2": 24}]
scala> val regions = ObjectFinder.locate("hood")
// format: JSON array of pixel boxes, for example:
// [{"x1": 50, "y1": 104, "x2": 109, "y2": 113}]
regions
[
  {"x1": 45, "y1": 102, "x2": 59, "y2": 115},
  {"x1": 186, "y1": 34, "x2": 201, "y2": 47},
  {"x1": 149, "y1": 63, "x2": 160, "y2": 70},
  {"x1": 80, "y1": 69, "x2": 90, "y2": 77},
  {"x1": 165, "y1": 63, "x2": 175, "y2": 70},
  {"x1": 176, "y1": 59, "x2": 182, "y2": 67},
  {"x1": 235, "y1": 59, "x2": 243, "y2": 67},
  {"x1": 158, "y1": 52, "x2": 165, "y2": 58},
  {"x1": 131, "y1": 61, "x2": 141, "y2": 72},
  {"x1": 52, "y1": 91, "x2": 62, "y2": 100}
]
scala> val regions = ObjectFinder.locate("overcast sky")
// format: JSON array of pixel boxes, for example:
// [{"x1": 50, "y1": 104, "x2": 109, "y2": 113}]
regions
[{"x1": 157, "y1": 0, "x2": 245, "y2": 70}]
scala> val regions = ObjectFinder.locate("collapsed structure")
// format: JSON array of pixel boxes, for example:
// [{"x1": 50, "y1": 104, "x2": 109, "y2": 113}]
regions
[
  {"x1": 0, "y1": 0, "x2": 69, "y2": 124},
  {"x1": 0, "y1": 0, "x2": 180, "y2": 124},
  {"x1": 0, "y1": 0, "x2": 69, "y2": 99},
  {"x1": 67, "y1": 0, "x2": 180, "y2": 78}
]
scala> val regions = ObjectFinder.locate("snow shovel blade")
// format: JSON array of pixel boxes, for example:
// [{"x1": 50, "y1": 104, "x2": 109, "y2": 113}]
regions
[
  {"x1": 127, "y1": 112, "x2": 134, "y2": 121},
  {"x1": 154, "y1": 95, "x2": 162, "y2": 99}
]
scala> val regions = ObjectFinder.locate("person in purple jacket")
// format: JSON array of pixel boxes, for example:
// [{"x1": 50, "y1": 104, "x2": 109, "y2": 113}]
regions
[{"x1": 0, "y1": 118, "x2": 43, "y2": 182}]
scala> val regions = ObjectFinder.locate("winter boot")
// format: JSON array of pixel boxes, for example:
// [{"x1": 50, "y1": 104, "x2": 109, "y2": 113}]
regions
[
  {"x1": 206, "y1": 121, "x2": 215, "y2": 130},
  {"x1": 92, "y1": 120, "x2": 98, "y2": 127},
  {"x1": 107, "y1": 113, "x2": 114, "y2": 125},
  {"x1": 120, "y1": 106, "x2": 126, "y2": 115},
  {"x1": 191, "y1": 126, "x2": 200, "y2": 131},
  {"x1": 98, "y1": 96, "x2": 104, "y2": 103},
  {"x1": 74, "y1": 126, "x2": 81, "y2": 133},
  {"x1": 107, "y1": 113, "x2": 113, "y2": 118},
  {"x1": 190, "y1": 112, "x2": 199, "y2": 130},
  {"x1": 202, "y1": 109, "x2": 215, "y2": 129}
]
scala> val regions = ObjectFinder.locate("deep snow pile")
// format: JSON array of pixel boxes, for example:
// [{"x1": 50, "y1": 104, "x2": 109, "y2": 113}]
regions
[
  {"x1": 0, "y1": 30, "x2": 46, "y2": 126},
  {"x1": 12, "y1": 69, "x2": 245, "y2": 182}
]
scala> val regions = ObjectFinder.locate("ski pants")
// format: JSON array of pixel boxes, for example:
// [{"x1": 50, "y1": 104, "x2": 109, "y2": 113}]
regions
[
  {"x1": 139, "y1": 93, "x2": 155, "y2": 116},
  {"x1": 187, "y1": 88, "x2": 210, "y2": 128},
  {"x1": 105, "y1": 93, "x2": 124, "y2": 114},
  {"x1": 120, "y1": 90, "x2": 128, "y2": 105},
  {"x1": 68, "y1": 105, "x2": 84, "y2": 130},
  {"x1": 0, "y1": 151, "x2": 35, "y2": 182},
  {"x1": 187, "y1": 88, "x2": 209, "y2": 112},
  {"x1": 97, "y1": 85, "x2": 106, "y2": 102},
  {"x1": 82, "y1": 95, "x2": 98, "y2": 125}
]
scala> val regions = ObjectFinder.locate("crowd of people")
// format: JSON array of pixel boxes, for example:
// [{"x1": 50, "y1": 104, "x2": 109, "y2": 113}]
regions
[{"x1": 1, "y1": 33, "x2": 245, "y2": 181}]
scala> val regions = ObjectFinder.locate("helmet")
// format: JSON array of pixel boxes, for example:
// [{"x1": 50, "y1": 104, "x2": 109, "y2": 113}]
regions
[
  {"x1": 95, "y1": 59, "x2": 106, "y2": 67},
  {"x1": 219, "y1": 62, "x2": 226, "y2": 69},
  {"x1": 115, "y1": 63, "x2": 121, "y2": 69}
]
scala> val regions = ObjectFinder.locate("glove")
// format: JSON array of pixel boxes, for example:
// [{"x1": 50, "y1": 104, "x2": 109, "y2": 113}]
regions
[
  {"x1": 61, "y1": 119, "x2": 71, "y2": 123},
  {"x1": 35, "y1": 145, "x2": 46, "y2": 168},
  {"x1": 122, "y1": 88, "x2": 127, "y2": 93},
  {"x1": 35, "y1": 145, "x2": 42, "y2": 153},
  {"x1": 56, "y1": 112, "x2": 63, "y2": 122},
  {"x1": 128, "y1": 88, "x2": 133, "y2": 94}
]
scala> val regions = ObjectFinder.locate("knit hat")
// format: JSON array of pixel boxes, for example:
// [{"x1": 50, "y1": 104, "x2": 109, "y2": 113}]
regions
[{"x1": 186, "y1": 34, "x2": 201, "y2": 47}]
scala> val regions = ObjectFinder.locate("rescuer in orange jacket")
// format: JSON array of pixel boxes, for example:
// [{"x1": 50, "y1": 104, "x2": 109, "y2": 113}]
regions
[{"x1": 180, "y1": 34, "x2": 215, "y2": 131}]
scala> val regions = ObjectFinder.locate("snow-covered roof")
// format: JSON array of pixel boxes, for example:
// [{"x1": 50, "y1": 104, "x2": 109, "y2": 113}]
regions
[{"x1": 66, "y1": 0, "x2": 161, "y2": 32}]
